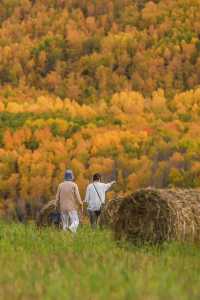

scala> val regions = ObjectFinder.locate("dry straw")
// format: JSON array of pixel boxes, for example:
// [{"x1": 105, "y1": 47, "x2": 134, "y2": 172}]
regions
[
  {"x1": 99, "y1": 197, "x2": 123, "y2": 229},
  {"x1": 36, "y1": 199, "x2": 58, "y2": 227},
  {"x1": 103, "y1": 188, "x2": 200, "y2": 244}
]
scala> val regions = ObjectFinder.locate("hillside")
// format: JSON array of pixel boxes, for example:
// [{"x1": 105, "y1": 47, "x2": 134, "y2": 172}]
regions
[
  {"x1": 1, "y1": 0, "x2": 200, "y2": 100},
  {"x1": 0, "y1": 0, "x2": 200, "y2": 218}
]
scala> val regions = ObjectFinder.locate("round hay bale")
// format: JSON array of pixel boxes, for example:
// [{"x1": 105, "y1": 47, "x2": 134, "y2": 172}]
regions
[
  {"x1": 99, "y1": 198, "x2": 123, "y2": 229},
  {"x1": 114, "y1": 188, "x2": 200, "y2": 244},
  {"x1": 36, "y1": 200, "x2": 60, "y2": 228}
]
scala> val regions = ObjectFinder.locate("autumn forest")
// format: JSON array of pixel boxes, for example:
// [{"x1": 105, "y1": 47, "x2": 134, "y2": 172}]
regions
[{"x1": 1, "y1": 0, "x2": 200, "y2": 218}]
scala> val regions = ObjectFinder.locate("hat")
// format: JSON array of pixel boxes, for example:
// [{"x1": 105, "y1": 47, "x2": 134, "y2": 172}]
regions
[{"x1": 64, "y1": 169, "x2": 74, "y2": 181}]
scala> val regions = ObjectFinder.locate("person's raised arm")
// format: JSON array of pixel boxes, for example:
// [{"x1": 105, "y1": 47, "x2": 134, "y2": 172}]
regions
[{"x1": 103, "y1": 181, "x2": 116, "y2": 192}]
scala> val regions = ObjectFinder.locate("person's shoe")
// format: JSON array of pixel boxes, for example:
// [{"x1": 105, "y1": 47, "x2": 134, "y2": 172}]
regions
[{"x1": 69, "y1": 225, "x2": 76, "y2": 233}]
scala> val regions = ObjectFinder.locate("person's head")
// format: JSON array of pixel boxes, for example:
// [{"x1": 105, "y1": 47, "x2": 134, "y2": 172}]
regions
[
  {"x1": 64, "y1": 169, "x2": 74, "y2": 181},
  {"x1": 93, "y1": 173, "x2": 101, "y2": 182}
]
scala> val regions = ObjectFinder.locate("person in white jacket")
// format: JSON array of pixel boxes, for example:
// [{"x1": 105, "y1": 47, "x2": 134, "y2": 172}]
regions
[{"x1": 84, "y1": 173, "x2": 115, "y2": 228}]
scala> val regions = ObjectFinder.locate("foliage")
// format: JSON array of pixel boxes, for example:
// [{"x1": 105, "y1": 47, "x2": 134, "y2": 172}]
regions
[
  {"x1": 1, "y1": 1, "x2": 200, "y2": 215},
  {"x1": 0, "y1": 1, "x2": 200, "y2": 100}
]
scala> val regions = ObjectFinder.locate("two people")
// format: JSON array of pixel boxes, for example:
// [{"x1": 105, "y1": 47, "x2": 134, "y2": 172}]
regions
[{"x1": 56, "y1": 170, "x2": 115, "y2": 232}]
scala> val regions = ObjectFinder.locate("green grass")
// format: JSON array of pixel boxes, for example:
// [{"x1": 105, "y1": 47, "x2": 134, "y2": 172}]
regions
[{"x1": 0, "y1": 223, "x2": 200, "y2": 300}]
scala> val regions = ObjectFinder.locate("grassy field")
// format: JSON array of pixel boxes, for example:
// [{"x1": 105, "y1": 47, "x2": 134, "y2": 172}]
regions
[{"x1": 0, "y1": 223, "x2": 200, "y2": 300}]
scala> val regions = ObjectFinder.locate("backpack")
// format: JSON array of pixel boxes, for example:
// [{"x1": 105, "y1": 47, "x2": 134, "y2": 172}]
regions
[{"x1": 48, "y1": 211, "x2": 61, "y2": 226}]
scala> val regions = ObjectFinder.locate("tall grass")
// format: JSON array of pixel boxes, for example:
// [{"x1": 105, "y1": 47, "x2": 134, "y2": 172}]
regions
[{"x1": 0, "y1": 222, "x2": 199, "y2": 300}]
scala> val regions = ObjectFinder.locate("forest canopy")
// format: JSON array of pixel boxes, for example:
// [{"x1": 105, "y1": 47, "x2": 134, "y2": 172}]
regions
[{"x1": 0, "y1": 0, "x2": 200, "y2": 218}]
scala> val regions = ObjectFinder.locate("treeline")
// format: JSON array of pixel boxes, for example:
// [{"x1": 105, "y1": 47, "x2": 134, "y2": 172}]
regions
[
  {"x1": 1, "y1": 89, "x2": 200, "y2": 218},
  {"x1": 1, "y1": 0, "x2": 200, "y2": 218}
]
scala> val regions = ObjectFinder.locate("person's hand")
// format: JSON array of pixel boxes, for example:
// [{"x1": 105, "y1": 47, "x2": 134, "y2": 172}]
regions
[{"x1": 80, "y1": 202, "x2": 84, "y2": 213}]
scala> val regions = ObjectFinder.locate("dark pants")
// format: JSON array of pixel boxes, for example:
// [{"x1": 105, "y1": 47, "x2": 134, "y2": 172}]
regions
[{"x1": 88, "y1": 210, "x2": 101, "y2": 229}]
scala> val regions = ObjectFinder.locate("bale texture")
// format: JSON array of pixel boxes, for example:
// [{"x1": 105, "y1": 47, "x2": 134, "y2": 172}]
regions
[
  {"x1": 113, "y1": 188, "x2": 200, "y2": 243},
  {"x1": 99, "y1": 198, "x2": 123, "y2": 229},
  {"x1": 36, "y1": 200, "x2": 59, "y2": 227}
]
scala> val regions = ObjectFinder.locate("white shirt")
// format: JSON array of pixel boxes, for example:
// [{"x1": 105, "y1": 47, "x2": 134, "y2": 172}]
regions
[{"x1": 84, "y1": 181, "x2": 115, "y2": 211}]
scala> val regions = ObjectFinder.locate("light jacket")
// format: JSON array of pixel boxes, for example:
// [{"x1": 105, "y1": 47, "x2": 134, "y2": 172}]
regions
[
  {"x1": 56, "y1": 181, "x2": 82, "y2": 213},
  {"x1": 84, "y1": 181, "x2": 115, "y2": 211}
]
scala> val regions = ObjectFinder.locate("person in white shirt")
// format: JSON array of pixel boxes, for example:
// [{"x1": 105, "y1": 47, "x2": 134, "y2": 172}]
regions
[{"x1": 84, "y1": 173, "x2": 115, "y2": 228}]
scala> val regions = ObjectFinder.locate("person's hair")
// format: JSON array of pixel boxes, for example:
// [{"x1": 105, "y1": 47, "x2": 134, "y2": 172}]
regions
[{"x1": 93, "y1": 173, "x2": 101, "y2": 182}]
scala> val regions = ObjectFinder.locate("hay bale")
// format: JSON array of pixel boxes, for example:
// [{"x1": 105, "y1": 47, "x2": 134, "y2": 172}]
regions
[
  {"x1": 114, "y1": 188, "x2": 200, "y2": 244},
  {"x1": 99, "y1": 198, "x2": 123, "y2": 229},
  {"x1": 36, "y1": 200, "x2": 60, "y2": 227}
]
